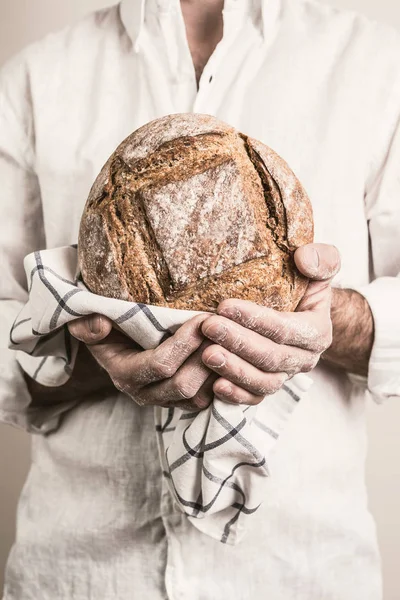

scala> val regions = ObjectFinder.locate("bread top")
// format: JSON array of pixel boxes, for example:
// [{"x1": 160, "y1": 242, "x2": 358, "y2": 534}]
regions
[{"x1": 79, "y1": 114, "x2": 314, "y2": 311}]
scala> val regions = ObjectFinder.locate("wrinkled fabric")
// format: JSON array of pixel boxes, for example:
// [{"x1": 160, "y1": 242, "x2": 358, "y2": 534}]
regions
[{"x1": 2, "y1": 0, "x2": 400, "y2": 597}]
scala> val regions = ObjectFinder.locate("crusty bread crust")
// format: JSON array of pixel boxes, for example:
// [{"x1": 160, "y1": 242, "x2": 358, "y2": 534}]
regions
[{"x1": 78, "y1": 114, "x2": 314, "y2": 312}]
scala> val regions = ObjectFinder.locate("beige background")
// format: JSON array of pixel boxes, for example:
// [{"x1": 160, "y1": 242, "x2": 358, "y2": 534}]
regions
[{"x1": 0, "y1": 0, "x2": 400, "y2": 598}]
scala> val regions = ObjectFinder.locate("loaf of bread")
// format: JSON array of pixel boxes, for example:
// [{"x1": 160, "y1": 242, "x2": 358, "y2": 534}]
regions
[{"x1": 78, "y1": 114, "x2": 313, "y2": 312}]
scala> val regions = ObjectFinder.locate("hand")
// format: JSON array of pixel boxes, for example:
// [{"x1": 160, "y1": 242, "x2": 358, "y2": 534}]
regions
[
  {"x1": 201, "y1": 243, "x2": 341, "y2": 406},
  {"x1": 24, "y1": 342, "x2": 116, "y2": 405},
  {"x1": 68, "y1": 314, "x2": 217, "y2": 411}
]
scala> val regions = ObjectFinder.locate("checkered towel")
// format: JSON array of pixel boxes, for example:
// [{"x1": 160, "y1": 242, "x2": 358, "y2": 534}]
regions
[{"x1": 9, "y1": 246, "x2": 312, "y2": 545}]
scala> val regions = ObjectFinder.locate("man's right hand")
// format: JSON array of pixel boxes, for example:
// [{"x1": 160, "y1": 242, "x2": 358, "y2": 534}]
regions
[{"x1": 68, "y1": 314, "x2": 216, "y2": 411}]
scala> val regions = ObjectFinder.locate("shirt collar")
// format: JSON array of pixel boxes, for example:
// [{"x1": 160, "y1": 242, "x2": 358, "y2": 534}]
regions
[{"x1": 119, "y1": 0, "x2": 281, "y2": 51}]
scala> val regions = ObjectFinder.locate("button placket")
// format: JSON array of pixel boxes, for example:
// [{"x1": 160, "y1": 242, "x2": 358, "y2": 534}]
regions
[{"x1": 156, "y1": 1, "x2": 197, "y2": 112}]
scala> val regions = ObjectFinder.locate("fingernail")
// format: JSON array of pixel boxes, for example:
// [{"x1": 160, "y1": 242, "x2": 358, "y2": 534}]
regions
[
  {"x1": 88, "y1": 314, "x2": 102, "y2": 335},
  {"x1": 205, "y1": 352, "x2": 226, "y2": 368},
  {"x1": 203, "y1": 323, "x2": 227, "y2": 341}
]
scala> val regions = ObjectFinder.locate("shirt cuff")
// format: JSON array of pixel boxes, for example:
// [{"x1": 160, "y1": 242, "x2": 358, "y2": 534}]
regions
[
  {"x1": 356, "y1": 277, "x2": 400, "y2": 403},
  {"x1": 0, "y1": 299, "x2": 64, "y2": 434},
  {"x1": 0, "y1": 349, "x2": 62, "y2": 434}
]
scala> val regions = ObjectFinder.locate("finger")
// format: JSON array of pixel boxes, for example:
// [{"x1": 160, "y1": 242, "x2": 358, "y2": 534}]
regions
[
  {"x1": 215, "y1": 300, "x2": 325, "y2": 351},
  {"x1": 190, "y1": 372, "x2": 218, "y2": 410},
  {"x1": 213, "y1": 378, "x2": 265, "y2": 406},
  {"x1": 155, "y1": 374, "x2": 218, "y2": 412},
  {"x1": 295, "y1": 279, "x2": 333, "y2": 313},
  {"x1": 104, "y1": 314, "x2": 209, "y2": 389},
  {"x1": 139, "y1": 340, "x2": 213, "y2": 407},
  {"x1": 202, "y1": 344, "x2": 288, "y2": 396},
  {"x1": 201, "y1": 315, "x2": 316, "y2": 373},
  {"x1": 294, "y1": 245, "x2": 340, "y2": 314},
  {"x1": 294, "y1": 243, "x2": 340, "y2": 281},
  {"x1": 68, "y1": 314, "x2": 113, "y2": 344},
  {"x1": 85, "y1": 328, "x2": 142, "y2": 373}
]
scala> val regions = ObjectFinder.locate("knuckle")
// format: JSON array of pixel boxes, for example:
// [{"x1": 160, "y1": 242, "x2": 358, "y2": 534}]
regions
[
  {"x1": 153, "y1": 360, "x2": 177, "y2": 379},
  {"x1": 270, "y1": 320, "x2": 290, "y2": 344},
  {"x1": 263, "y1": 375, "x2": 286, "y2": 395},
  {"x1": 305, "y1": 354, "x2": 320, "y2": 372},
  {"x1": 172, "y1": 376, "x2": 197, "y2": 400},
  {"x1": 173, "y1": 339, "x2": 193, "y2": 354},
  {"x1": 298, "y1": 323, "x2": 320, "y2": 347},
  {"x1": 281, "y1": 353, "x2": 301, "y2": 374},
  {"x1": 254, "y1": 351, "x2": 276, "y2": 371}
]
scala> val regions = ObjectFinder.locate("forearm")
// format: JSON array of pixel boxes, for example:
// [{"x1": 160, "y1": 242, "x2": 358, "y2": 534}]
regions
[
  {"x1": 24, "y1": 343, "x2": 116, "y2": 405},
  {"x1": 322, "y1": 288, "x2": 374, "y2": 377}
]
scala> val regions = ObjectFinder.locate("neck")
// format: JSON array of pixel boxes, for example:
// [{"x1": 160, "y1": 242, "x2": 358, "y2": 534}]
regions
[{"x1": 180, "y1": 0, "x2": 224, "y2": 85}]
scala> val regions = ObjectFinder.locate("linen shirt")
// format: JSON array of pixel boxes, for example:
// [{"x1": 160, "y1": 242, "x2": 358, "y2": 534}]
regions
[{"x1": 1, "y1": 0, "x2": 400, "y2": 598}]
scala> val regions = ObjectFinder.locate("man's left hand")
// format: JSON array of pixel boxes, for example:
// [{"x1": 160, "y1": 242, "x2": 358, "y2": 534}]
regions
[{"x1": 201, "y1": 243, "x2": 341, "y2": 405}]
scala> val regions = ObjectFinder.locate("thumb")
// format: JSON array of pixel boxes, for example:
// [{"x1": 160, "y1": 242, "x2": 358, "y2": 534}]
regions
[
  {"x1": 294, "y1": 243, "x2": 341, "y2": 281},
  {"x1": 294, "y1": 244, "x2": 341, "y2": 313},
  {"x1": 67, "y1": 314, "x2": 113, "y2": 345}
]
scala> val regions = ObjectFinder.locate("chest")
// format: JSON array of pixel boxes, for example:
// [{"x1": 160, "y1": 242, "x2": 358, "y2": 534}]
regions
[{"x1": 33, "y1": 34, "x2": 371, "y2": 288}]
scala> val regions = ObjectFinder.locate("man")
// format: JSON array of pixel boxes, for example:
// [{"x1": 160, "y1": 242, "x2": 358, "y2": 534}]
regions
[{"x1": 1, "y1": 0, "x2": 399, "y2": 598}]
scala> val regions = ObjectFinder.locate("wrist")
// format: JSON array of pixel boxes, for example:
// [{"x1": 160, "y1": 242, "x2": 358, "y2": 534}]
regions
[
  {"x1": 24, "y1": 343, "x2": 115, "y2": 405},
  {"x1": 322, "y1": 287, "x2": 374, "y2": 377}
]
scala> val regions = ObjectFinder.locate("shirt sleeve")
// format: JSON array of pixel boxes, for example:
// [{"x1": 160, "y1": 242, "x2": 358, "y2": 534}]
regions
[
  {"x1": 0, "y1": 53, "x2": 75, "y2": 433},
  {"x1": 356, "y1": 86, "x2": 400, "y2": 403}
]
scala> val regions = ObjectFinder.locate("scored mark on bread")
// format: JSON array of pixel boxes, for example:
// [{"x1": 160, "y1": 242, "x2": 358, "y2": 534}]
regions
[
  {"x1": 240, "y1": 134, "x2": 295, "y2": 289},
  {"x1": 90, "y1": 133, "x2": 230, "y2": 210},
  {"x1": 240, "y1": 135, "x2": 290, "y2": 255},
  {"x1": 79, "y1": 114, "x2": 313, "y2": 311}
]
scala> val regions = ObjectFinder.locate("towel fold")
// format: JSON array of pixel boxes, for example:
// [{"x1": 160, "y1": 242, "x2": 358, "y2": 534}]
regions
[{"x1": 9, "y1": 246, "x2": 312, "y2": 544}]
